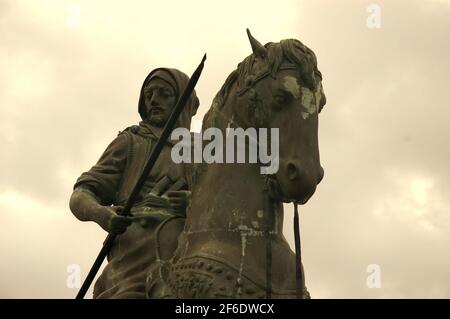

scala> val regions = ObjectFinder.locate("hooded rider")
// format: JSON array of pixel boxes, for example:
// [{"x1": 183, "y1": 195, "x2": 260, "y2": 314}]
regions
[{"x1": 69, "y1": 68, "x2": 199, "y2": 299}]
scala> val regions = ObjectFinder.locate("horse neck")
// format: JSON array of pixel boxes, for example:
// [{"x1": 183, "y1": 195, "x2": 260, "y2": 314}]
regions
[
  {"x1": 185, "y1": 95, "x2": 285, "y2": 237},
  {"x1": 187, "y1": 161, "x2": 284, "y2": 236}
]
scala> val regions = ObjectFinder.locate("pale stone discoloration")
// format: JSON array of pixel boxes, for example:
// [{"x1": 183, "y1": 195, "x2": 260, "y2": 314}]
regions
[
  {"x1": 282, "y1": 75, "x2": 319, "y2": 120},
  {"x1": 273, "y1": 203, "x2": 279, "y2": 235},
  {"x1": 301, "y1": 87, "x2": 316, "y2": 120},
  {"x1": 257, "y1": 210, "x2": 264, "y2": 218},
  {"x1": 282, "y1": 76, "x2": 301, "y2": 99},
  {"x1": 314, "y1": 82, "x2": 323, "y2": 112},
  {"x1": 237, "y1": 229, "x2": 247, "y2": 296}
]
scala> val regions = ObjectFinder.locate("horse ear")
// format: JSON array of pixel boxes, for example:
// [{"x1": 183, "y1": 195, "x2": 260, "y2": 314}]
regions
[{"x1": 246, "y1": 28, "x2": 267, "y2": 59}]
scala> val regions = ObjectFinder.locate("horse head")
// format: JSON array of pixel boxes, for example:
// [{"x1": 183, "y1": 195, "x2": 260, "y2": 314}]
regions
[{"x1": 227, "y1": 29, "x2": 327, "y2": 204}]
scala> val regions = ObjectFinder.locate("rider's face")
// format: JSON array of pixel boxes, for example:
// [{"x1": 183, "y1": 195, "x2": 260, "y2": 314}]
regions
[{"x1": 144, "y1": 78, "x2": 177, "y2": 127}]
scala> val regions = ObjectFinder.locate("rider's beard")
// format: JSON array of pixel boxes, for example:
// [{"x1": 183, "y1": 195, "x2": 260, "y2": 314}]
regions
[{"x1": 146, "y1": 108, "x2": 167, "y2": 127}]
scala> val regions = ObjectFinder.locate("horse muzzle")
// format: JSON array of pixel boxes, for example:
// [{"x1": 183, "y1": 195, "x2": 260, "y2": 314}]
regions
[{"x1": 265, "y1": 163, "x2": 323, "y2": 204}]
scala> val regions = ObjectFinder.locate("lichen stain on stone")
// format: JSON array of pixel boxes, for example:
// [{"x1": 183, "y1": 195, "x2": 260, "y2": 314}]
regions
[
  {"x1": 282, "y1": 75, "x2": 317, "y2": 120},
  {"x1": 257, "y1": 210, "x2": 264, "y2": 218},
  {"x1": 228, "y1": 208, "x2": 248, "y2": 230},
  {"x1": 236, "y1": 232, "x2": 247, "y2": 297},
  {"x1": 314, "y1": 82, "x2": 323, "y2": 113},
  {"x1": 273, "y1": 204, "x2": 279, "y2": 235},
  {"x1": 301, "y1": 87, "x2": 316, "y2": 120},
  {"x1": 235, "y1": 224, "x2": 265, "y2": 237},
  {"x1": 282, "y1": 76, "x2": 300, "y2": 99}
]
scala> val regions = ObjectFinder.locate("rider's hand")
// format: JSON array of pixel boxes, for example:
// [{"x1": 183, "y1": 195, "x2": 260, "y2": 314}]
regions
[
  {"x1": 166, "y1": 190, "x2": 191, "y2": 214},
  {"x1": 103, "y1": 205, "x2": 132, "y2": 234}
]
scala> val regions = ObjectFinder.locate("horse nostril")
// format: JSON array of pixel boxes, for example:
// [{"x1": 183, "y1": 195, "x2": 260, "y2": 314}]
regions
[{"x1": 287, "y1": 162, "x2": 298, "y2": 181}]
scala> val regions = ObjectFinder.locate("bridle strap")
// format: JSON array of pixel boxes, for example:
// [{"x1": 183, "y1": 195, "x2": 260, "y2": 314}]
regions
[
  {"x1": 265, "y1": 230, "x2": 272, "y2": 298},
  {"x1": 265, "y1": 200, "x2": 275, "y2": 299},
  {"x1": 236, "y1": 64, "x2": 299, "y2": 96},
  {"x1": 293, "y1": 203, "x2": 303, "y2": 299}
]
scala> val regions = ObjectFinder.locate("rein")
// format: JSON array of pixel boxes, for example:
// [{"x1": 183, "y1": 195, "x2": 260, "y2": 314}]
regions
[
  {"x1": 293, "y1": 203, "x2": 303, "y2": 299},
  {"x1": 235, "y1": 64, "x2": 298, "y2": 96}
]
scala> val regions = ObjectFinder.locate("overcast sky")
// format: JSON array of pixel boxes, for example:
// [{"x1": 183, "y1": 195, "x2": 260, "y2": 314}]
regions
[{"x1": 1, "y1": 0, "x2": 449, "y2": 298}]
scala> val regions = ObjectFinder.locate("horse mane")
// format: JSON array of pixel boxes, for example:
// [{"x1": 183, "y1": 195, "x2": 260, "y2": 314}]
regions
[{"x1": 186, "y1": 39, "x2": 325, "y2": 189}]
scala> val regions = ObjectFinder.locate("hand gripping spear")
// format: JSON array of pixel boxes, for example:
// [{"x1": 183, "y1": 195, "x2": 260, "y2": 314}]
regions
[{"x1": 75, "y1": 54, "x2": 207, "y2": 299}]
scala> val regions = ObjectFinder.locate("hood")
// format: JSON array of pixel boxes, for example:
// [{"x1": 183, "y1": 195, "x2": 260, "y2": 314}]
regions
[{"x1": 138, "y1": 68, "x2": 200, "y2": 130}]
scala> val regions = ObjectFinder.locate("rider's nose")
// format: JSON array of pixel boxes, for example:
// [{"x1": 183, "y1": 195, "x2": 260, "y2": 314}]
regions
[{"x1": 151, "y1": 98, "x2": 160, "y2": 106}]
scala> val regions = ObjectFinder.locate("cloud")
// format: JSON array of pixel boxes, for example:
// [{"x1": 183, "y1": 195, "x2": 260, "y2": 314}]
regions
[
  {"x1": 373, "y1": 171, "x2": 450, "y2": 234},
  {"x1": 1, "y1": 0, "x2": 449, "y2": 298},
  {"x1": 0, "y1": 190, "x2": 106, "y2": 298}
]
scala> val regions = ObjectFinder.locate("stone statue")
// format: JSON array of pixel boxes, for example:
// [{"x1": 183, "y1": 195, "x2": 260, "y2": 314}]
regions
[
  {"x1": 146, "y1": 30, "x2": 327, "y2": 299},
  {"x1": 69, "y1": 68, "x2": 199, "y2": 299}
]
